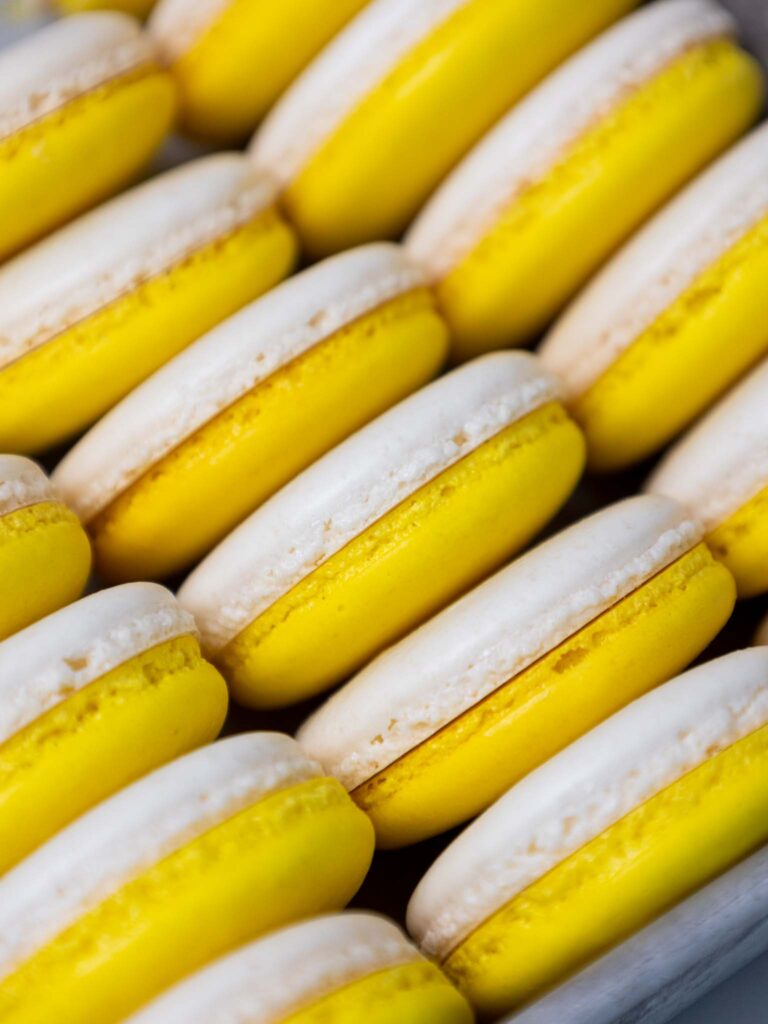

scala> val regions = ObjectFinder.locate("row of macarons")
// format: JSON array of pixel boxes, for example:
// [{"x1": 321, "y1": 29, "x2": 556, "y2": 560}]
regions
[
  {"x1": 1, "y1": 1, "x2": 767, "y2": 435},
  {"x1": 0, "y1": 595, "x2": 767, "y2": 1021}
]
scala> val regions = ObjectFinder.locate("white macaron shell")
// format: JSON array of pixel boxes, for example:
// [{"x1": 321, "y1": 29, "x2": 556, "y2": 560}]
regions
[
  {"x1": 540, "y1": 121, "x2": 768, "y2": 399},
  {"x1": 179, "y1": 351, "x2": 560, "y2": 652},
  {"x1": 0, "y1": 455, "x2": 55, "y2": 518},
  {"x1": 0, "y1": 153, "x2": 277, "y2": 371},
  {"x1": 150, "y1": 0, "x2": 233, "y2": 62},
  {"x1": 0, "y1": 583, "x2": 195, "y2": 749},
  {"x1": 125, "y1": 913, "x2": 420, "y2": 1024},
  {"x1": 647, "y1": 357, "x2": 768, "y2": 531},
  {"x1": 251, "y1": 0, "x2": 470, "y2": 187},
  {"x1": 52, "y1": 243, "x2": 425, "y2": 524},
  {"x1": 298, "y1": 495, "x2": 700, "y2": 790},
  {"x1": 0, "y1": 13, "x2": 157, "y2": 143},
  {"x1": 405, "y1": 0, "x2": 734, "y2": 281},
  {"x1": 408, "y1": 647, "x2": 768, "y2": 960},
  {"x1": 0, "y1": 733, "x2": 321, "y2": 982}
]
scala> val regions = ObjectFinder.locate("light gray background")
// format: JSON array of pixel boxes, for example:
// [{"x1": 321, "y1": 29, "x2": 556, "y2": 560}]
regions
[{"x1": 0, "y1": 2, "x2": 765, "y2": 1021}]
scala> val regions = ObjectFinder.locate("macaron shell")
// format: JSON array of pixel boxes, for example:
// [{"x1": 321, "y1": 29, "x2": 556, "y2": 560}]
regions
[
  {"x1": 59, "y1": 1, "x2": 155, "y2": 15},
  {"x1": 151, "y1": 0, "x2": 369, "y2": 141},
  {"x1": 298, "y1": 496, "x2": 704, "y2": 792},
  {"x1": 64, "y1": 286, "x2": 448, "y2": 581},
  {"x1": 0, "y1": 15, "x2": 176, "y2": 259},
  {"x1": 0, "y1": 635, "x2": 227, "y2": 875},
  {"x1": 0, "y1": 157, "x2": 296, "y2": 454},
  {"x1": 0, "y1": 501, "x2": 91, "y2": 642},
  {"x1": 0, "y1": 776, "x2": 374, "y2": 1024},
  {"x1": 406, "y1": 1, "x2": 763, "y2": 356},
  {"x1": 351, "y1": 541, "x2": 734, "y2": 847},
  {"x1": 212, "y1": 399, "x2": 584, "y2": 709},
  {"x1": 253, "y1": 0, "x2": 639, "y2": 255},
  {"x1": 705, "y1": 483, "x2": 768, "y2": 598}
]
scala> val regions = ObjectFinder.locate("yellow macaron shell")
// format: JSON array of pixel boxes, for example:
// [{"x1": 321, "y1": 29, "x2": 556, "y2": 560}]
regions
[
  {"x1": 0, "y1": 154, "x2": 295, "y2": 454},
  {"x1": 125, "y1": 913, "x2": 473, "y2": 1024},
  {"x1": 251, "y1": 0, "x2": 639, "y2": 256},
  {"x1": 179, "y1": 352, "x2": 584, "y2": 709},
  {"x1": 0, "y1": 13, "x2": 175, "y2": 261},
  {"x1": 648, "y1": 356, "x2": 768, "y2": 597},
  {"x1": 299, "y1": 496, "x2": 735, "y2": 848},
  {"x1": 0, "y1": 735, "x2": 374, "y2": 1024},
  {"x1": 150, "y1": 0, "x2": 369, "y2": 141},
  {"x1": 0, "y1": 583, "x2": 227, "y2": 874},
  {"x1": 406, "y1": 0, "x2": 764, "y2": 359},
  {"x1": 0, "y1": 456, "x2": 91, "y2": 642},
  {"x1": 542, "y1": 123, "x2": 768, "y2": 472},
  {"x1": 408, "y1": 648, "x2": 768, "y2": 1016},
  {"x1": 58, "y1": 1, "x2": 156, "y2": 16},
  {"x1": 54, "y1": 244, "x2": 448, "y2": 582}
]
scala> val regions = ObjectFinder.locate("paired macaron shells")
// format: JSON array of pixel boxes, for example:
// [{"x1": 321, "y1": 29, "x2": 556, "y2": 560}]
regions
[
  {"x1": 0, "y1": 582, "x2": 227, "y2": 872},
  {"x1": 406, "y1": 0, "x2": 763, "y2": 357},
  {"x1": 542, "y1": 120, "x2": 768, "y2": 470},
  {"x1": 126, "y1": 913, "x2": 472, "y2": 1024},
  {"x1": 0, "y1": 12, "x2": 175, "y2": 259},
  {"x1": 0, "y1": 153, "x2": 296, "y2": 453},
  {"x1": 0, "y1": 734, "x2": 374, "y2": 1023},
  {"x1": 300, "y1": 494, "x2": 735, "y2": 846},
  {"x1": 54, "y1": 243, "x2": 448, "y2": 581},
  {"x1": 0, "y1": 455, "x2": 90, "y2": 641},
  {"x1": 409, "y1": 647, "x2": 768, "y2": 1016},
  {"x1": 251, "y1": 0, "x2": 640, "y2": 254},
  {"x1": 179, "y1": 351, "x2": 585, "y2": 708}
]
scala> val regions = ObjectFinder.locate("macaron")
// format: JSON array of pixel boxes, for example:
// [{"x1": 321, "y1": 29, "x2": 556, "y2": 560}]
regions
[
  {"x1": 250, "y1": 0, "x2": 640, "y2": 256},
  {"x1": 0, "y1": 582, "x2": 227, "y2": 874},
  {"x1": 405, "y1": 0, "x2": 764, "y2": 360},
  {"x1": 298, "y1": 495, "x2": 735, "y2": 848},
  {"x1": 0, "y1": 734, "x2": 374, "y2": 1024},
  {"x1": 407, "y1": 647, "x2": 768, "y2": 1017},
  {"x1": 179, "y1": 352, "x2": 585, "y2": 710},
  {"x1": 124, "y1": 913, "x2": 473, "y2": 1024},
  {"x1": 510, "y1": 843, "x2": 768, "y2": 1024},
  {"x1": 53, "y1": 244, "x2": 448, "y2": 582},
  {"x1": 647, "y1": 357, "x2": 768, "y2": 598},
  {"x1": 0, "y1": 455, "x2": 90, "y2": 642},
  {"x1": 149, "y1": 0, "x2": 369, "y2": 142},
  {"x1": 0, "y1": 154, "x2": 296, "y2": 454},
  {"x1": 541, "y1": 122, "x2": 768, "y2": 471},
  {"x1": 0, "y1": 12, "x2": 175, "y2": 260}
]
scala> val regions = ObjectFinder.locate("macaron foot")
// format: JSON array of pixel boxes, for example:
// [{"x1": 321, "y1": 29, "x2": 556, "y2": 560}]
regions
[
  {"x1": 87, "y1": 287, "x2": 447, "y2": 581},
  {"x1": 0, "y1": 777, "x2": 373, "y2": 1024},
  {"x1": 0, "y1": 635, "x2": 227, "y2": 874},
  {"x1": 0, "y1": 502, "x2": 90, "y2": 641},
  {"x1": 284, "y1": 961, "x2": 474, "y2": 1024},
  {"x1": 444, "y1": 721, "x2": 768, "y2": 1016},
  {"x1": 218, "y1": 400, "x2": 584, "y2": 709},
  {"x1": 0, "y1": 66, "x2": 175, "y2": 261},
  {"x1": 354, "y1": 542, "x2": 735, "y2": 847}
]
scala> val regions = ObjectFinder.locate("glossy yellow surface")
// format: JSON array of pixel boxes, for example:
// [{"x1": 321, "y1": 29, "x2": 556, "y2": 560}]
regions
[
  {"x1": 0, "y1": 208, "x2": 296, "y2": 454},
  {"x1": 170, "y1": 0, "x2": 369, "y2": 141},
  {"x1": 440, "y1": 39, "x2": 763, "y2": 359},
  {"x1": 90, "y1": 289, "x2": 448, "y2": 581},
  {"x1": 0, "y1": 67, "x2": 175, "y2": 261},
  {"x1": 283, "y1": 0, "x2": 639, "y2": 256},
  {"x1": 0, "y1": 636, "x2": 227, "y2": 874},
  {"x1": 576, "y1": 214, "x2": 768, "y2": 471},
  {"x1": 220, "y1": 401, "x2": 585, "y2": 709},
  {"x1": 355, "y1": 544, "x2": 735, "y2": 847},
  {"x1": 0, "y1": 777, "x2": 374, "y2": 1023},
  {"x1": 285, "y1": 962, "x2": 473, "y2": 1024},
  {"x1": 57, "y1": 0, "x2": 155, "y2": 16},
  {"x1": 446, "y1": 721, "x2": 768, "y2": 1017},
  {"x1": 0, "y1": 502, "x2": 91, "y2": 642},
  {"x1": 707, "y1": 483, "x2": 768, "y2": 598}
]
